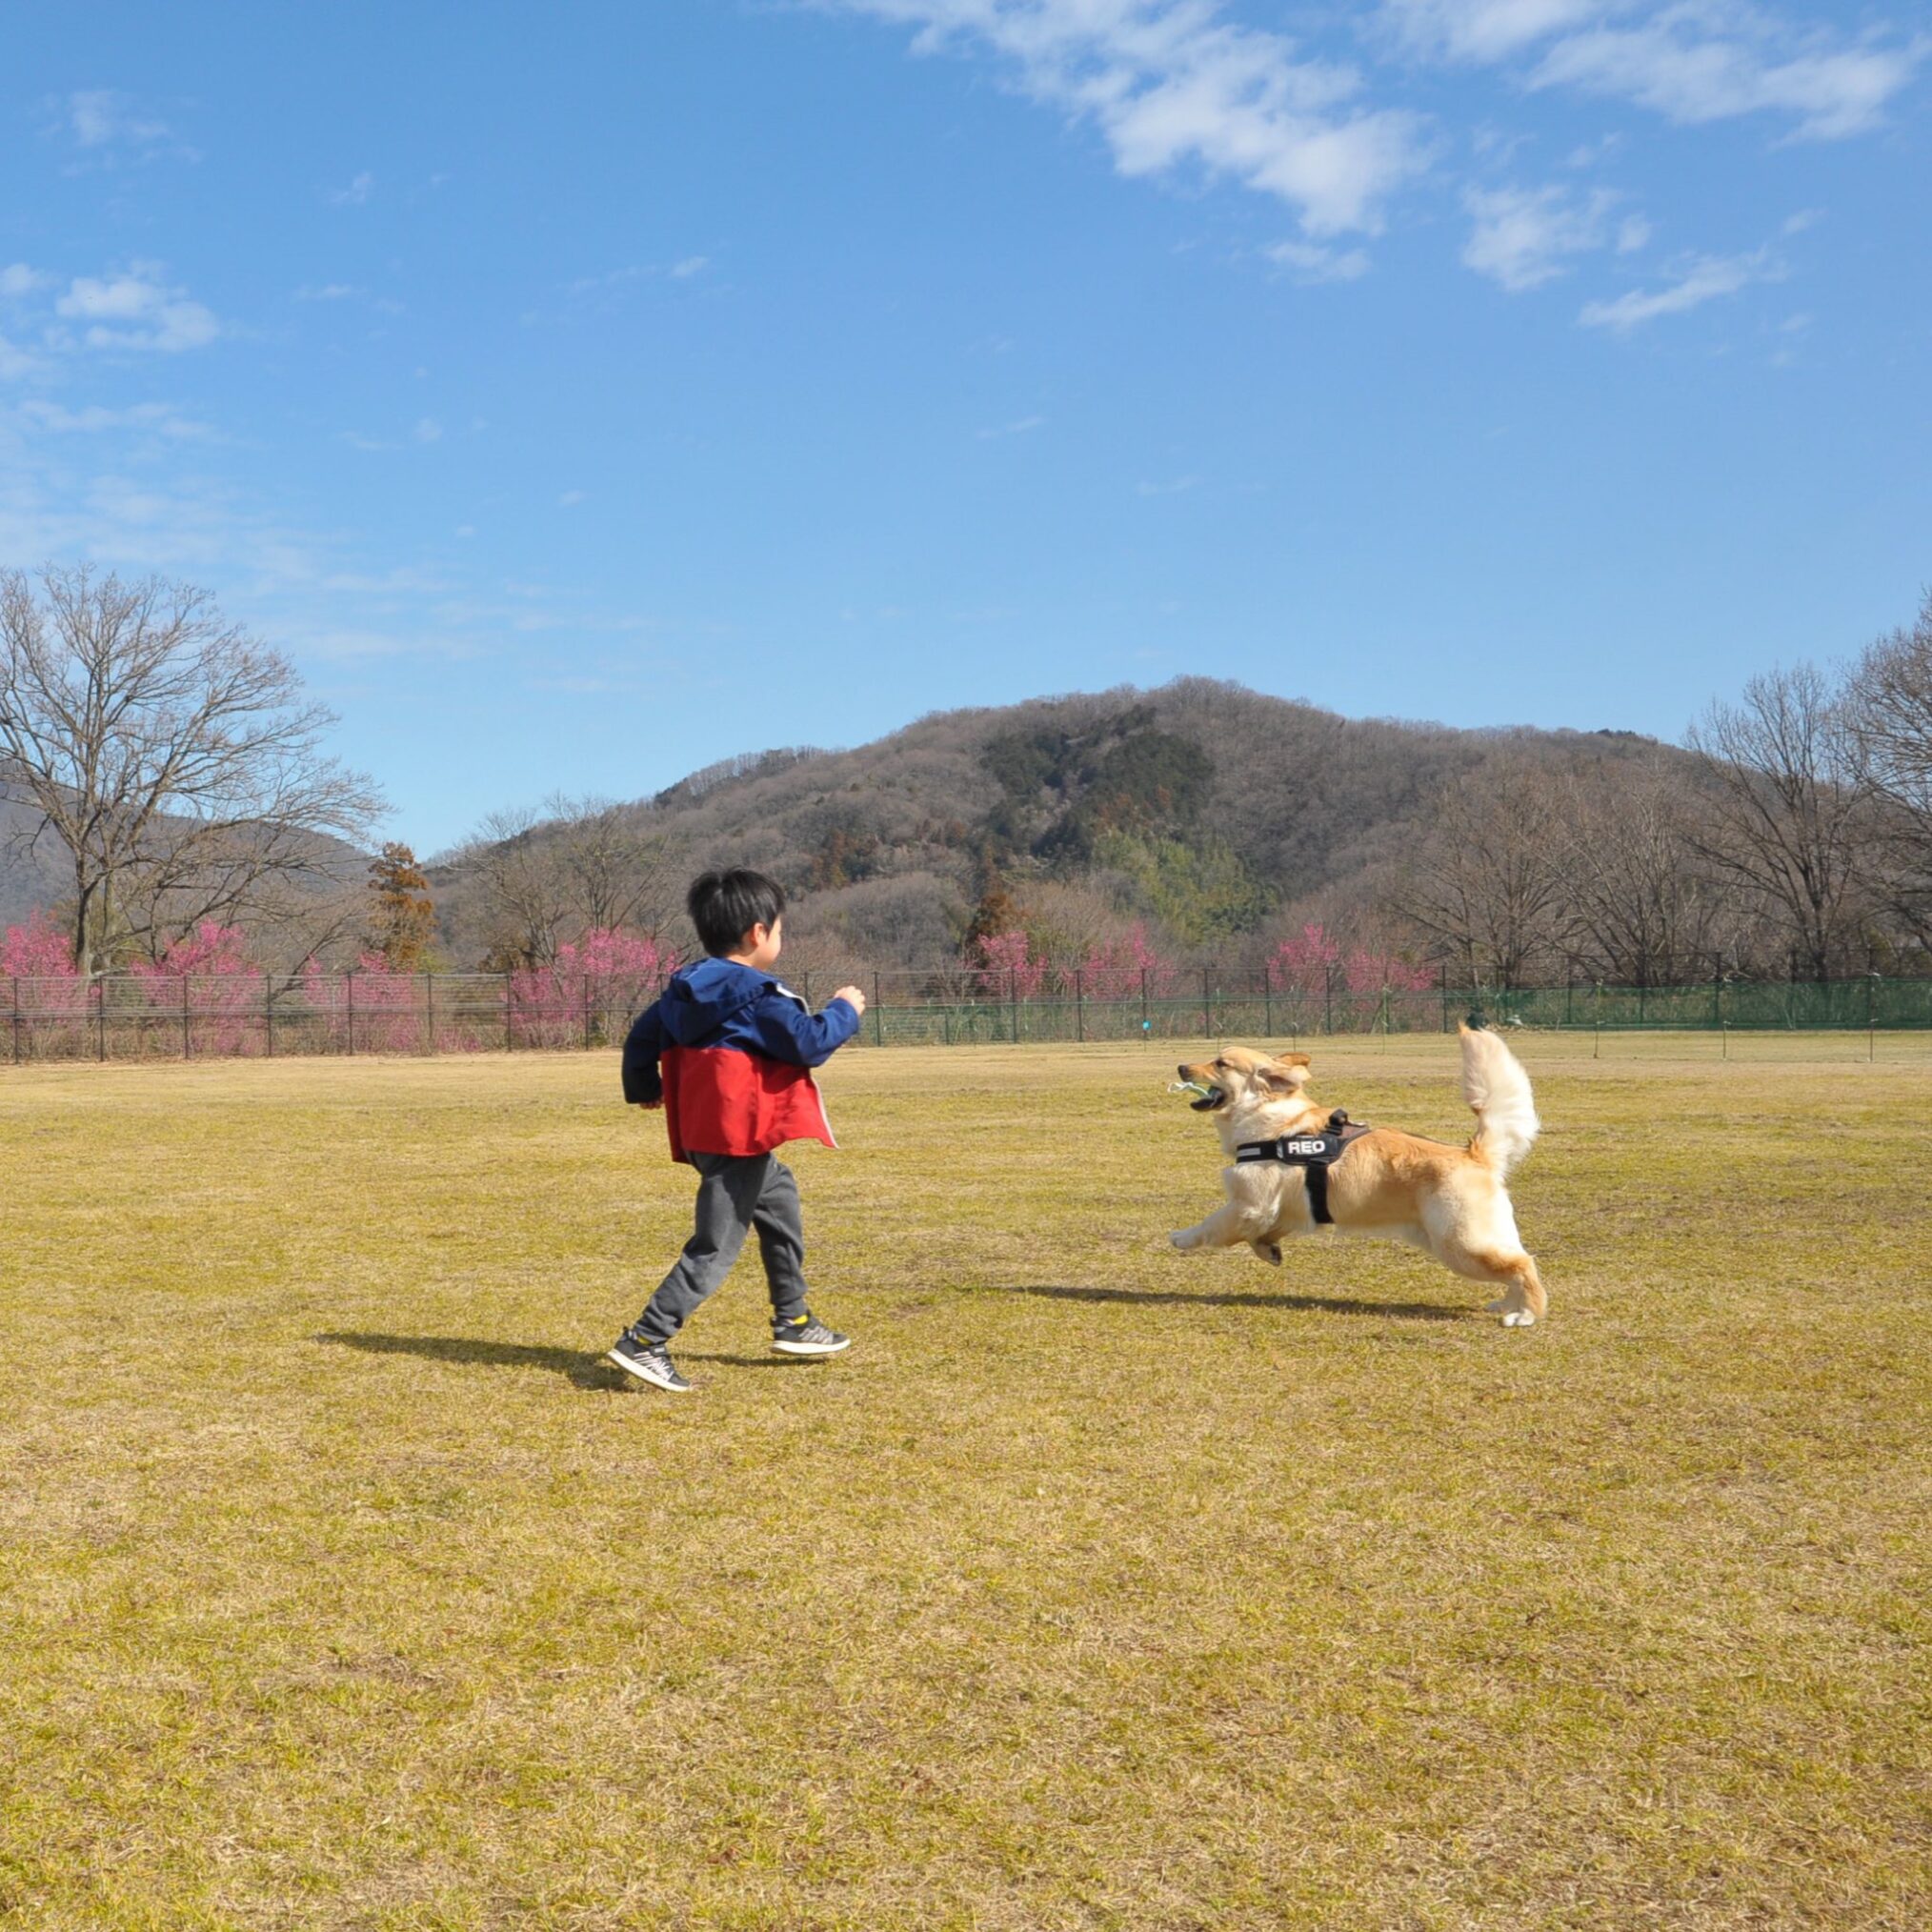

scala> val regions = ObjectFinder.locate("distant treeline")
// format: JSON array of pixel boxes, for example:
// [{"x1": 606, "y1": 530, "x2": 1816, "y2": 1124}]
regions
[{"x1": 7, "y1": 564, "x2": 1929, "y2": 992}]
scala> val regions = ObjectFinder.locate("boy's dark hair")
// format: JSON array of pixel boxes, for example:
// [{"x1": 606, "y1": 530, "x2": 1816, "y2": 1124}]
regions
[{"x1": 688, "y1": 868, "x2": 787, "y2": 956}]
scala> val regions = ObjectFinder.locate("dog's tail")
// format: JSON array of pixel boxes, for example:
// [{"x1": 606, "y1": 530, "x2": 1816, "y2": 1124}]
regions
[{"x1": 1460, "y1": 1022, "x2": 1539, "y2": 1177}]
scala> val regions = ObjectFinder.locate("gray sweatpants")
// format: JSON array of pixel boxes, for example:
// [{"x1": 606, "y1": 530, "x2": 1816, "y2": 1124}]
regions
[{"x1": 630, "y1": 1152, "x2": 810, "y2": 1343}]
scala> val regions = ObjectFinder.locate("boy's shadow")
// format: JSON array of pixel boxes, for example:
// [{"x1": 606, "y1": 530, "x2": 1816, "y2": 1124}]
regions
[
  {"x1": 318, "y1": 1332, "x2": 624, "y2": 1390},
  {"x1": 316, "y1": 1332, "x2": 794, "y2": 1387}
]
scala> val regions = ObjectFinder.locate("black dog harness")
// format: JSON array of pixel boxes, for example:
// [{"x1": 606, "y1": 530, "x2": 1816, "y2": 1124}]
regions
[{"x1": 1235, "y1": 1110, "x2": 1370, "y2": 1226}]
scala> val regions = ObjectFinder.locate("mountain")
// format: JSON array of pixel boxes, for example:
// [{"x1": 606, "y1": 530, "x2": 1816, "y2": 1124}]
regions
[{"x1": 430, "y1": 677, "x2": 1680, "y2": 973}]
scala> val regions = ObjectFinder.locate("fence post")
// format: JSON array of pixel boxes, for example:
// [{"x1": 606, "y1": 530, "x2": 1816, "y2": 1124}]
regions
[
  {"x1": 183, "y1": 974, "x2": 191, "y2": 1059},
  {"x1": 503, "y1": 973, "x2": 513, "y2": 1052},
  {"x1": 1010, "y1": 967, "x2": 1019, "y2": 1046},
  {"x1": 266, "y1": 974, "x2": 274, "y2": 1057},
  {"x1": 347, "y1": 969, "x2": 355, "y2": 1056},
  {"x1": 425, "y1": 972, "x2": 434, "y2": 1054},
  {"x1": 1380, "y1": 987, "x2": 1390, "y2": 1036},
  {"x1": 96, "y1": 977, "x2": 105, "y2": 1062},
  {"x1": 1711, "y1": 970, "x2": 1721, "y2": 1030},
  {"x1": 583, "y1": 971, "x2": 593, "y2": 1052},
  {"x1": 1075, "y1": 968, "x2": 1084, "y2": 1044},
  {"x1": 11, "y1": 976, "x2": 18, "y2": 1065},
  {"x1": 874, "y1": 971, "x2": 883, "y2": 1047},
  {"x1": 1323, "y1": 964, "x2": 1334, "y2": 1036}
]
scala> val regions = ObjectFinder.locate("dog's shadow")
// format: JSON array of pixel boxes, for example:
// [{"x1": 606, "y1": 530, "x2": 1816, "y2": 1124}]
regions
[{"x1": 1007, "y1": 1284, "x2": 1470, "y2": 1322}]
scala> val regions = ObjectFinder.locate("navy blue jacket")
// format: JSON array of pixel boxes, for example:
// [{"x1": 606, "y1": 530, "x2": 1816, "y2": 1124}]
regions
[{"x1": 621, "y1": 957, "x2": 860, "y2": 1108}]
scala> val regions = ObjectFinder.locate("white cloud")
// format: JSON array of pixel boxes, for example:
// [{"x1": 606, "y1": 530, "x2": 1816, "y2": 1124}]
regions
[
  {"x1": 669, "y1": 255, "x2": 710, "y2": 278},
  {"x1": 413, "y1": 418, "x2": 443, "y2": 444},
  {"x1": 1385, "y1": 1, "x2": 1924, "y2": 140},
  {"x1": 1579, "y1": 248, "x2": 1779, "y2": 328},
  {"x1": 52, "y1": 263, "x2": 220, "y2": 352},
  {"x1": 1462, "y1": 182, "x2": 1635, "y2": 290},
  {"x1": 1384, "y1": 0, "x2": 1609, "y2": 64},
  {"x1": 63, "y1": 89, "x2": 187, "y2": 159},
  {"x1": 837, "y1": 0, "x2": 1426, "y2": 236},
  {"x1": 976, "y1": 414, "x2": 1045, "y2": 439},
  {"x1": 0, "y1": 335, "x2": 40, "y2": 381},
  {"x1": 1265, "y1": 237, "x2": 1372, "y2": 281},
  {"x1": 1533, "y1": 20, "x2": 1922, "y2": 138},
  {"x1": 2, "y1": 263, "x2": 49, "y2": 299},
  {"x1": 1616, "y1": 211, "x2": 1651, "y2": 252},
  {"x1": 18, "y1": 400, "x2": 211, "y2": 438},
  {"x1": 557, "y1": 489, "x2": 588, "y2": 506},
  {"x1": 330, "y1": 171, "x2": 376, "y2": 206}
]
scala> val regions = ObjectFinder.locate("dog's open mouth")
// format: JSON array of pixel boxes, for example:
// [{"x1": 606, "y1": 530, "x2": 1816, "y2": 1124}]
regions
[{"x1": 1170, "y1": 1078, "x2": 1228, "y2": 1112}]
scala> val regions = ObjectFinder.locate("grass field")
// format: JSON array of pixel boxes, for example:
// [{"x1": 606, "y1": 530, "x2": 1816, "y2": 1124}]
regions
[{"x1": 3, "y1": 1036, "x2": 1928, "y2": 1930}]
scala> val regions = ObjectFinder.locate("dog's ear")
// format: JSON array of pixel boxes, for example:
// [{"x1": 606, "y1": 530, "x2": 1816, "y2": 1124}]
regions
[{"x1": 1258, "y1": 1054, "x2": 1312, "y2": 1093}]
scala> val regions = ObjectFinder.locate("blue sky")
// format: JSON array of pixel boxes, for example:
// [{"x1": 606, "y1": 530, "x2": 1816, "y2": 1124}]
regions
[{"x1": 3, "y1": 0, "x2": 1927, "y2": 854}]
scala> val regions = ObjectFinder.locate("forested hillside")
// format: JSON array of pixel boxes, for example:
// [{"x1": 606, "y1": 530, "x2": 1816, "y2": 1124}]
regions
[{"x1": 433, "y1": 677, "x2": 1706, "y2": 984}]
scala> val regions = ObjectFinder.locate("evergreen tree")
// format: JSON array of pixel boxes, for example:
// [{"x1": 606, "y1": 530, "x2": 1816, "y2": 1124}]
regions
[{"x1": 368, "y1": 842, "x2": 435, "y2": 969}]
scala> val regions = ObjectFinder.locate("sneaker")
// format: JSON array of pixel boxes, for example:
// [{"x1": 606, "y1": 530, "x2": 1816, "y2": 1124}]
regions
[
  {"x1": 772, "y1": 1313, "x2": 851, "y2": 1357},
  {"x1": 607, "y1": 1336, "x2": 693, "y2": 1393}
]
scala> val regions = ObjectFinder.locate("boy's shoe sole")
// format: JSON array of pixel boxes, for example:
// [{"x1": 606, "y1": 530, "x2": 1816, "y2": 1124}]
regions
[
  {"x1": 607, "y1": 1346, "x2": 693, "y2": 1392},
  {"x1": 772, "y1": 1334, "x2": 852, "y2": 1357}
]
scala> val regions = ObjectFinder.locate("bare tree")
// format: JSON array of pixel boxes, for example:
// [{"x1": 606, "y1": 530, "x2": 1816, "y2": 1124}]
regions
[
  {"x1": 454, "y1": 805, "x2": 575, "y2": 967},
  {"x1": 1551, "y1": 756, "x2": 1734, "y2": 986},
  {"x1": 544, "y1": 794, "x2": 684, "y2": 938},
  {"x1": 0, "y1": 565, "x2": 384, "y2": 971},
  {"x1": 1844, "y1": 591, "x2": 1932, "y2": 955},
  {"x1": 1395, "y1": 756, "x2": 1574, "y2": 989},
  {"x1": 1684, "y1": 663, "x2": 1878, "y2": 981}
]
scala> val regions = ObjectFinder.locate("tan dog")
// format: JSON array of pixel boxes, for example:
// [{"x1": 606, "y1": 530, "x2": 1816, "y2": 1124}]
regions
[{"x1": 1168, "y1": 1025, "x2": 1547, "y2": 1326}]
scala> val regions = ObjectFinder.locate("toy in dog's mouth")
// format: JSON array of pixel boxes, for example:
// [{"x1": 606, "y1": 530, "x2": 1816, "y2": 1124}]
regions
[{"x1": 1169, "y1": 1079, "x2": 1227, "y2": 1112}]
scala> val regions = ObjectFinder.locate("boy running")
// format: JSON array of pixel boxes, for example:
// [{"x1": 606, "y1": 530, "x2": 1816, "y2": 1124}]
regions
[{"x1": 609, "y1": 868, "x2": 866, "y2": 1393}]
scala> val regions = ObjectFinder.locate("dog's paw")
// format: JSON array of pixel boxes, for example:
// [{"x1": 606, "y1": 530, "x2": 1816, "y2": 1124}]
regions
[
  {"x1": 1168, "y1": 1231, "x2": 1195, "y2": 1252},
  {"x1": 1250, "y1": 1240, "x2": 1282, "y2": 1267},
  {"x1": 1500, "y1": 1309, "x2": 1537, "y2": 1328}
]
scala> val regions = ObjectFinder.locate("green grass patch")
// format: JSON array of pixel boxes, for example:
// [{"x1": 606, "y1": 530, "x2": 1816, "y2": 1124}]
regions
[{"x1": 2, "y1": 1038, "x2": 1928, "y2": 1928}]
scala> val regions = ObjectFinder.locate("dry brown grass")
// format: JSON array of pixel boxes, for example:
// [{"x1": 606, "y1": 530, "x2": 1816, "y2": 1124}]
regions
[{"x1": 2, "y1": 1036, "x2": 1928, "y2": 1929}]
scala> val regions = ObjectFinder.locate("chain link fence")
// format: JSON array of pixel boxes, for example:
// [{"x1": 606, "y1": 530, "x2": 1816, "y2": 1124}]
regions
[{"x1": 5, "y1": 966, "x2": 1930, "y2": 1064}]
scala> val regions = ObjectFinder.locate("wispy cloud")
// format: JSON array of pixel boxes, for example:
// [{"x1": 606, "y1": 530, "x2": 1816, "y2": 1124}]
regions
[
  {"x1": 2, "y1": 263, "x2": 50, "y2": 299},
  {"x1": 976, "y1": 414, "x2": 1045, "y2": 439},
  {"x1": 50, "y1": 263, "x2": 220, "y2": 352},
  {"x1": 330, "y1": 171, "x2": 376, "y2": 207},
  {"x1": 557, "y1": 489, "x2": 588, "y2": 506},
  {"x1": 669, "y1": 255, "x2": 710, "y2": 279},
  {"x1": 1265, "y1": 237, "x2": 1372, "y2": 282},
  {"x1": 1462, "y1": 182, "x2": 1640, "y2": 290},
  {"x1": 17, "y1": 399, "x2": 211, "y2": 438},
  {"x1": 1580, "y1": 248, "x2": 1780, "y2": 329},
  {"x1": 1384, "y1": 1, "x2": 1924, "y2": 140},
  {"x1": 60, "y1": 89, "x2": 194, "y2": 163},
  {"x1": 835, "y1": 0, "x2": 1426, "y2": 237}
]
